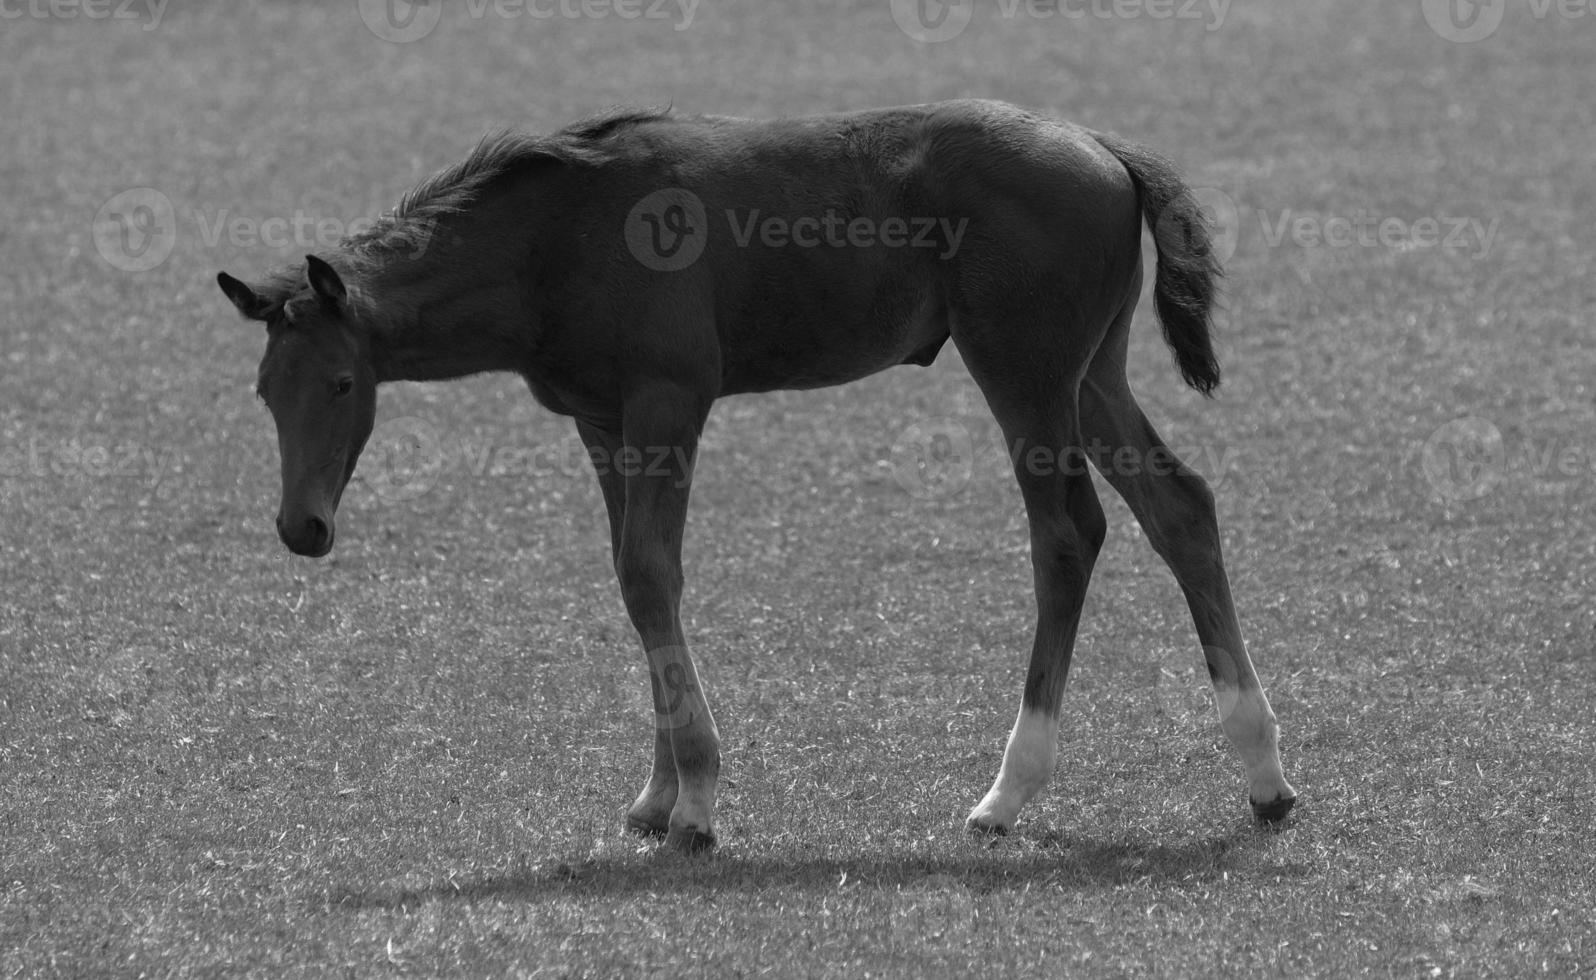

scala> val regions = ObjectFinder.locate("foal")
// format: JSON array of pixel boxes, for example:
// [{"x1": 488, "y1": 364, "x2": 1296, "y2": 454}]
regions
[{"x1": 219, "y1": 101, "x2": 1296, "y2": 851}]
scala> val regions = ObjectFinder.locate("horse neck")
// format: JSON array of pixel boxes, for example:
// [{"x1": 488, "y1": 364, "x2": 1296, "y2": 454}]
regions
[{"x1": 365, "y1": 212, "x2": 534, "y2": 384}]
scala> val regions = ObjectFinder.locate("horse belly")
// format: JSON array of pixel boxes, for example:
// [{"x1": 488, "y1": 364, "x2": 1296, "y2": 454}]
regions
[{"x1": 717, "y1": 268, "x2": 949, "y2": 394}]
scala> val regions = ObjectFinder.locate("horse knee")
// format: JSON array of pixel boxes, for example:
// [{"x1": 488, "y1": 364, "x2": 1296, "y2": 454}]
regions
[
  {"x1": 615, "y1": 550, "x2": 682, "y2": 626},
  {"x1": 1076, "y1": 489, "x2": 1108, "y2": 557},
  {"x1": 1146, "y1": 471, "x2": 1223, "y2": 566},
  {"x1": 1027, "y1": 476, "x2": 1105, "y2": 587},
  {"x1": 1033, "y1": 527, "x2": 1100, "y2": 594}
]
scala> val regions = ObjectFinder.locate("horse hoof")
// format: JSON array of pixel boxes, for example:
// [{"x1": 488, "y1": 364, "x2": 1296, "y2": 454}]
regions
[
  {"x1": 964, "y1": 816, "x2": 1011, "y2": 837},
  {"x1": 625, "y1": 814, "x2": 669, "y2": 839},
  {"x1": 1251, "y1": 793, "x2": 1297, "y2": 825},
  {"x1": 665, "y1": 826, "x2": 717, "y2": 853}
]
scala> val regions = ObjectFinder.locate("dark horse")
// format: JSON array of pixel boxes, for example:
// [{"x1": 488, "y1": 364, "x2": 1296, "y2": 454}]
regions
[{"x1": 218, "y1": 101, "x2": 1296, "y2": 852}]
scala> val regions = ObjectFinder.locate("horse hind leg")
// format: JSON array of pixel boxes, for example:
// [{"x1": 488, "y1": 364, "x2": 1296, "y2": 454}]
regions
[
  {"x1": 953, "y1": 324, "x2": 1107, "y2": 834},
  {"x1": 1080, "y1": 303, "x2": 1296, "y2": 823}
]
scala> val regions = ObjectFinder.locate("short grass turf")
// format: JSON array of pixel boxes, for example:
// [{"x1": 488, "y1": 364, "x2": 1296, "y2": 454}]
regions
[{"x1": 2, "y1": 1, "x2": 1594, "y2": 977}]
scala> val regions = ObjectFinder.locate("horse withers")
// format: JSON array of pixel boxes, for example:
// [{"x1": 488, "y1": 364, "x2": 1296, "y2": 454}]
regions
[{"x1": 218, "y1": 101, "x2": 1297, "y2": 852}]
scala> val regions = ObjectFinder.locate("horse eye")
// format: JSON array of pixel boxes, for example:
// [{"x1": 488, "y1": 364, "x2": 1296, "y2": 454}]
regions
[{"x1": 334, "y1": 376, "x2": 354, "y2": 397}]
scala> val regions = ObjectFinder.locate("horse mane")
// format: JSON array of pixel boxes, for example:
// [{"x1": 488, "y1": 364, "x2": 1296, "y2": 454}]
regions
[
  {"x1": 255, "y1": 106, "x2": 670, "y2": 309},
  {"x1": 354, "y1": 105, "x2": 669, "y2": 259}
]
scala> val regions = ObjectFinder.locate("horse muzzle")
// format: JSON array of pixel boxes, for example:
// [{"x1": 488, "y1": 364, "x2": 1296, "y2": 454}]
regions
[{"x1": 277, "y1": 511, "x2": 334, "y2": 557}]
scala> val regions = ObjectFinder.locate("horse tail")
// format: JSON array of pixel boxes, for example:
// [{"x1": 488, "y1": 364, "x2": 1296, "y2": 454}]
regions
[{"x1": 1090, "y1": 130, "x2": 1223, "y2": 396}]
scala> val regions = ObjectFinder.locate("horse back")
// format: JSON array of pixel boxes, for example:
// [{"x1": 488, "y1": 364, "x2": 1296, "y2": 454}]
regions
[{"x1": 529, "y1": 101, "x2": 1143, "y2": 400}]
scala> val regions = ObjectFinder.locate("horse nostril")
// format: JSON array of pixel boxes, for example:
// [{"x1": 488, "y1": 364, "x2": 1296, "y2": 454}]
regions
[
  {"x1": 277, "y1": 512, "x2": 333, "y2": 556},
  {"x1": 306, "y1": 517, "x2": 329, "y2": 549}
]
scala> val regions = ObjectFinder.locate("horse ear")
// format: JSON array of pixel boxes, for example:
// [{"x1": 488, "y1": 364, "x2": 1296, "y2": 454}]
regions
[
  {"x1": 304, "y1": 255, "x2": 348, "y2": 309},
  {"x1": 217, "y1": 271, "x2": 272, "y2": 321}
]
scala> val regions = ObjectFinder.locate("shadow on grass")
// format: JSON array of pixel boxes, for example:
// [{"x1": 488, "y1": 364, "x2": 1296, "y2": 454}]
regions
[{"x1": 320, "y1": 824, "x2": 1310, "y2": 912}]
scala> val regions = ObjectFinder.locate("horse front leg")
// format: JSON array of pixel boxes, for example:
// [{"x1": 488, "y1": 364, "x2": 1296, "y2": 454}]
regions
[
  {"x1": 610, "y1": 386, "x2": 720, "y2": 852},
  {"x1": 578, "y1": 420, "x2": 679, "y2": 839}
]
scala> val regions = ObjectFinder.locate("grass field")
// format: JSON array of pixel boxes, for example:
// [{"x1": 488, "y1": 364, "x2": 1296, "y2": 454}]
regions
[{"x1": 3, "y1": 1, "x2": 1595, "y2": 976}]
